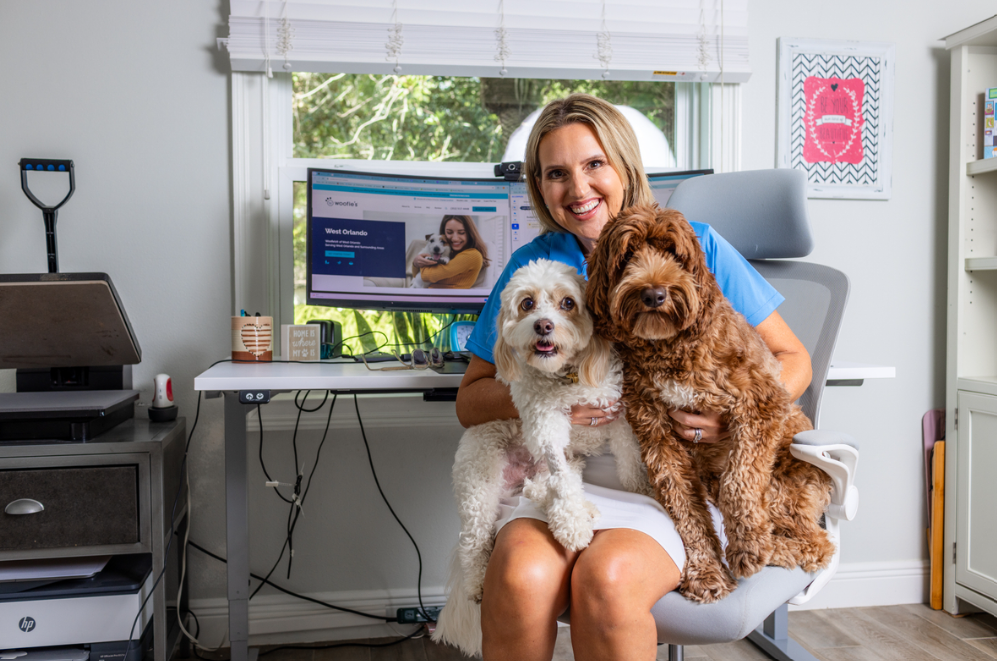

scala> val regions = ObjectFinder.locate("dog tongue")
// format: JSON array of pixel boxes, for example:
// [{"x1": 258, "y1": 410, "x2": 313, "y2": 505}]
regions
[{"x1": 536, "y1": 342, "x2": 555, "y2": 352}]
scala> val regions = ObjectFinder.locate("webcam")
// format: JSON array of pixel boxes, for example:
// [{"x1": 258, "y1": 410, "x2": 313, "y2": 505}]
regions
[{"x1": 494, "y1": 161, "x2": 523, "y2": 181}]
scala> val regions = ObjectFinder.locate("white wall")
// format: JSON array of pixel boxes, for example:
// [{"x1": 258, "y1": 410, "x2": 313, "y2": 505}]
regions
[
  {"x1": 0, "y1": 0, "x2": 235, "y2": 627},
  {"x1": 742, "y1": 0, "x2": 994, "y2": 609},
  {"x1": 3, "y1": 0, "x2": 994, "y2": 645}
]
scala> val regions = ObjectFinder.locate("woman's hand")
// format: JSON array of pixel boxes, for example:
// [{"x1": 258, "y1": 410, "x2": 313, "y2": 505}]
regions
[
  {"x1": 413, "y1": 255, "x2": 437, "y2": 269},
  {"x1": 668, "y1": 409, "x2": 730, "y2": 444},
  {"x1": 570, "y1": 401, "x2": 621, "y2": 427}
]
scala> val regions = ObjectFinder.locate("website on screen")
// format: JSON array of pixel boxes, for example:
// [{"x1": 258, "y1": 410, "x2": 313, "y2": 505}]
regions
[{"x1": 309, "y1": 170, "x2": 514, "y2": 307}]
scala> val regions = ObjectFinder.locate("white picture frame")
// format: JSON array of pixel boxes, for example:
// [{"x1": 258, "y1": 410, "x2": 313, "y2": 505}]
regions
[{"x1": 777, "y1": 38, "x2": 895, "y2": 200}]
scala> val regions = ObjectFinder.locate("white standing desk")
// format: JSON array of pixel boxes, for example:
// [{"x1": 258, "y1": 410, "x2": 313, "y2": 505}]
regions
[
  {"x1": 193, "y1": 360, "x2": 461, "y2": 661},
  {"x1": 192, "y1": 358, "x2": 894, "y2": 660}
]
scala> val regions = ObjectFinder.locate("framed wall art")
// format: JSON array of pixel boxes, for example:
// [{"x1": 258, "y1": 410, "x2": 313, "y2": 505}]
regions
[{"x1": 777, "y1": 38, "x2": 895, "y2": 199}]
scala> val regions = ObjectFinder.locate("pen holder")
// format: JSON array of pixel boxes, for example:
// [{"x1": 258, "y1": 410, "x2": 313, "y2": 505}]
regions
[{"x1": 232, "y1": 316, "x2": 273, "y2": 362}]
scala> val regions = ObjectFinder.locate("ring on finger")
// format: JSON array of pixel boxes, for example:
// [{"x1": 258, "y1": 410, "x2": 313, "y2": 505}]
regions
[
  {"x1": 693, "y1": 428, "x2": 703, "y2": 443},
  {"x1": 590, "y1": 417, "x2": 598, "y2": 427}
]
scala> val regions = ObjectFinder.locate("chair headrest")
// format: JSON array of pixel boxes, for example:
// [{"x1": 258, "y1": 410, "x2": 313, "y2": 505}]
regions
[{"x1": 665, "y1": 169, "x2": 814, "y2": 259}]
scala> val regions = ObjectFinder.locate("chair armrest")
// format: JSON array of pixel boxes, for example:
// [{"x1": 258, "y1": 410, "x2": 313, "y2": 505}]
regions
[{"x1": 790, "y1": 430, "x2": 859, "y2": 521}]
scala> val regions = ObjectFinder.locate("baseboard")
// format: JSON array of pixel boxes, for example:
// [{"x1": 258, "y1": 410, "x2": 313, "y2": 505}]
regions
[
  {"x1": 188, "y1": 560, "x2": 928, "y2": 645},
  {"x1": 188, "y1": 586, "x2": 446, "y2": 648},
  {"x1": 789, "y1": 559, "x2": 929, "y2": 611}
]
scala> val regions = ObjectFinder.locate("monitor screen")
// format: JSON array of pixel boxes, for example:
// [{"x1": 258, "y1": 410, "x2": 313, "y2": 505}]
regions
[
  {"x1": 648, "y1": 169, "x2": 713, "y2": 207},
  {"x1": 306, "y1": 167, "x2": 712, "y2": 313}
]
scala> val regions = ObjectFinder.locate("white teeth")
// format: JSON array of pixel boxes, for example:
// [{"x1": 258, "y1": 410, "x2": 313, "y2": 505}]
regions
[{"x1": 570, "y1": 200, "x2": 599, "y2": 214}]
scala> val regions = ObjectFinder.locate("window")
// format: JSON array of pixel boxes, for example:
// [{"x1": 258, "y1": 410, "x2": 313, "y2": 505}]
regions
[{"x1": 287, "y1": 73, "x2": 693, "y2": 353}]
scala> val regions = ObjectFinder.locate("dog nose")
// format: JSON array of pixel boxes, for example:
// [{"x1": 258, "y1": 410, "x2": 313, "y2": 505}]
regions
[
  {"x1": 641, "y1": 287, "x2": 667, "y2": 308},
  {"x1": 534, "y1": 319, "x2": 554, "y2": 335}
]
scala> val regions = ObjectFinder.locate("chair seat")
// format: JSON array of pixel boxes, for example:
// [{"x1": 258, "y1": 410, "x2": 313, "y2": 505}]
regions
[
  {"x1": 556, "y1": 565, "x2": 815, "y2": 645},
  {"x1": 650, "y1": 566, "x2": 815, "y2": 645}
]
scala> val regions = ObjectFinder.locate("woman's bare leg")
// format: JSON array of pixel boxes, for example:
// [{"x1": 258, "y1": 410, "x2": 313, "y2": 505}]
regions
[
  {"x1": 569, "y1": 529, "x2": 681, "y2": 661},
  {"x1": 481, "y1": 518, "x2": 581, "y2": 661}
]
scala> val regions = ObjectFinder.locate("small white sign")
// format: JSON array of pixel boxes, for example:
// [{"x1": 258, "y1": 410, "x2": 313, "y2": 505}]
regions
[{"x1": 280, "y1": 324, "x2": 321, "y2": 362}]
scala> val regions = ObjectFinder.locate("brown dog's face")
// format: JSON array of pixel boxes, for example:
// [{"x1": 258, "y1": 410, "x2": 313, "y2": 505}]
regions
[{"x1": 587, "y1": 205, "x2": 717, "y2": 343}]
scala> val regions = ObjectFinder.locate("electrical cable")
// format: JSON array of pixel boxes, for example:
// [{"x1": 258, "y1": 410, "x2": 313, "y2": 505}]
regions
[
  {"x1": 174, "y1": 470, "x2": 223, "y2": 652},
  {"x1": 258, "y1": 403, "x2": 293, "y2": 504},
  {"x1": 188, "y1": 541, "x2": 397, "y2": 621},
  {"x1": 352, "y1": 394, "x2": 432, "y2": 621},
  {"x1": 257, "y1": 627, "x2": 423, "y2": 657},
  {"x1": 250, "y1": 391, "x2": 337, "y2": 598},
  {"x1": 126, "y1": 390, "x2": 204, "y2": 646}
]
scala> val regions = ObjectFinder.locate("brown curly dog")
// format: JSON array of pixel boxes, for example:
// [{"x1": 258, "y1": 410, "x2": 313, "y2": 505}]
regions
[{"x1": 586, "y1": 204, "x2": 834, "y2": 604}]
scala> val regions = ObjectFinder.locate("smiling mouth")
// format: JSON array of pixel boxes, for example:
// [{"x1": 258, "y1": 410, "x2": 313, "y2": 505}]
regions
[
  {"x1": 534, "y1": 338, "x2": 559, "y2": 357},
  {"x1": 568, "y1": 199, "x2": 601, "y2": 217}
]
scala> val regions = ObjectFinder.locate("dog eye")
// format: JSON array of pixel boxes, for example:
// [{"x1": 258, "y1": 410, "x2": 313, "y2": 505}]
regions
[
  {"x1": 560, "y1": 297, "x2": 575, "y2": 311},
  {"x1": 521, "y1": 298, "x2": 534, "y2": 311},
  {"x1": 618, "y1": 249, "x2": 634, "y2": 270}
]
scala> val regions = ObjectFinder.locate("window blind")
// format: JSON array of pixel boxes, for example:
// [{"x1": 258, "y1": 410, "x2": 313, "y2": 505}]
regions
[{"x1": 222, "y1": 0, "x2": 749, "y2": 82}]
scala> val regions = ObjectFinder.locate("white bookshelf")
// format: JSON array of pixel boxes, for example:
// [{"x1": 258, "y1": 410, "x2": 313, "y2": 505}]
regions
[{"x1": 944, "y1": 14, "x2": 997, "y2": 617}]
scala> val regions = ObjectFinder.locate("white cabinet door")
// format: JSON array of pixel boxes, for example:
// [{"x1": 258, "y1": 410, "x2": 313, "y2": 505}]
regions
[{"x1": 957, "y1": 391, "x2": 997, "y2": 601}]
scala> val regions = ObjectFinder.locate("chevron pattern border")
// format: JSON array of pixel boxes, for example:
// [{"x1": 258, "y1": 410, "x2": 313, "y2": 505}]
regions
[{"x1": 790, "y1": 52, "x2": 883, "y2": 187}]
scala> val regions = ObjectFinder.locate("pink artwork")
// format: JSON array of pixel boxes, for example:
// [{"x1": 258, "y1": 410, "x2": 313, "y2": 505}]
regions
[{"x1": 803, "y1": 76, "x2": 865, "y2": 165}]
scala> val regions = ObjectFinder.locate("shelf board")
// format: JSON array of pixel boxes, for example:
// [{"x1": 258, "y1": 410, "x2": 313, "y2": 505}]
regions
[
  {"x1": 966, "y1": 257, "x2": 997, "y2": 271},
  {"x1": 967, "y1": 158, "x2": 997, "y2": 176},
  {"x1": 959, "y1": 376, "x2": 997, "y2": 398}
]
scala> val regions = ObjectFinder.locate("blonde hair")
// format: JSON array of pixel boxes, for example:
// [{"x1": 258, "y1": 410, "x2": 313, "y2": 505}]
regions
[{"x1": 524, "y1": 94, "x2": 656, "y2": 234}]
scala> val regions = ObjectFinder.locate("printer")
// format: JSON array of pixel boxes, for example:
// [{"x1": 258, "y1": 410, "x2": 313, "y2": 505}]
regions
[{"x1": 0, "y1": 273, "x2": 155, "y2": 658}]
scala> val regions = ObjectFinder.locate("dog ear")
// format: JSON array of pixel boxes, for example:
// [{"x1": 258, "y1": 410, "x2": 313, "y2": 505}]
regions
[
  {"x1": 493, "y1": 303, "x2": 521, "y2": 383},
  {"x1": 425, "y1": 233, "x2": 433, "y2": 240},
  {"x1": 577, "y1": 333, "x2": 612, "y2": 387},
  {"x1": 656, "y1": 208, "x2": 722, "y2": 332},
  {"x1": 586, "y1": 209, "x2": 645, "y2": 342}
]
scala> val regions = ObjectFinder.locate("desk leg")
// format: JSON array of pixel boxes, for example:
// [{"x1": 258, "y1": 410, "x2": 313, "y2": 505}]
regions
[{"x1": 225, "y1": 392, "x2": 251, "y2": 661}]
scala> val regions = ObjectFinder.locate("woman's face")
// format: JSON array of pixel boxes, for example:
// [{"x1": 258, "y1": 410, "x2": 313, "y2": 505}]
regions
[
  {"x1": 537, "y1": 122, "x2": 625, "y2": 253},
  {"x1": 445, "y1": 219, "x2": 468, "y2": 252}
]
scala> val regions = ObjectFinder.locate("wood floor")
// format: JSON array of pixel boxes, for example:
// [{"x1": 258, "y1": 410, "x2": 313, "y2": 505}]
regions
[{"x1": 207, "y1": 604, "x2": 997, "y2": 661}]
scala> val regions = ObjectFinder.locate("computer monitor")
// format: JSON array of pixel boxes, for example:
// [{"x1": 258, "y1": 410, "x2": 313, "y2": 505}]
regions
[
  {"x1": 648, "y1": 169, "x2": 713, "y2": 206},
  {"x1": 306, "y1": 167, "x2": 713, "y2": 313},
  {"x1": 307, "y1": 168, "x2": 511, "y2": 312}
]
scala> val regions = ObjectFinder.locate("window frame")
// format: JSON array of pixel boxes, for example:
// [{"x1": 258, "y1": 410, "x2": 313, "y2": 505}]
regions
[{"x1": 230, "y1": 72, "x2": 741, "y2": 328}]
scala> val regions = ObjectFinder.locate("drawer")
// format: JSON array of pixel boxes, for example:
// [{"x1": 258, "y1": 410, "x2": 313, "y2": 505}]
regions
[{"x1": 0, "y1": 465, "x2": 139, "y2": 551}]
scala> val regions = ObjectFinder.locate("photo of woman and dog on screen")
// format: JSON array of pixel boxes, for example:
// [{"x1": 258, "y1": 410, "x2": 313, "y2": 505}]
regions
[{"x1": 360, "y1": 212, "x2": 498, "y2": 291}]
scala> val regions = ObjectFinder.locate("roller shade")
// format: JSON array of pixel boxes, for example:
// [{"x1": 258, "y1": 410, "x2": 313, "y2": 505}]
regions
[{"x1": 222, "y1": 0, "x2": 750, "y2": 82}]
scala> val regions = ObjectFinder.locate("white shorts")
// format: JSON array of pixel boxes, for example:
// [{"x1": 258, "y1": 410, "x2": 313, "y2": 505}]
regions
[{"x1": 494, "y1": 451, "x2": 727, "y2": 570}]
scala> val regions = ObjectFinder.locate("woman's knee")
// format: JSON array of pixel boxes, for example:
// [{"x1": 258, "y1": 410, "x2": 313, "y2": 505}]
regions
[
  {"x1": 484, "y1": 520, "x2": 573, "y2": 611},
  {"x1": 570, "y1": 531, "x2": 679, "y2": 614},
  {"x1": 571, "y1": 547, "x2": 642, "y2": 609}
]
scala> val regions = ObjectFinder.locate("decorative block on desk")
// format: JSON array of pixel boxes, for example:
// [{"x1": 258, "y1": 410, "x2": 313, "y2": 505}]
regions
[{"x1": 281, "y1": 324, "x2": 320, "y2": 361}]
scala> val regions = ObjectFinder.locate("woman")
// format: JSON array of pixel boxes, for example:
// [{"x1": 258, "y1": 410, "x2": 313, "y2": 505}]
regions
[
  {"x1": 414, "y1": 215, "x2": 491, "y2": 289},
  {"x1": 456, "y1": 94, "x2": 813, "y2": 661}
]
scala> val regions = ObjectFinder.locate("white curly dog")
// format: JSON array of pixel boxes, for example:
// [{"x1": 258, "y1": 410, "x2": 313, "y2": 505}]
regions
[{"x1": 432, "y1": 259, "x2": 650, "y2": 657}]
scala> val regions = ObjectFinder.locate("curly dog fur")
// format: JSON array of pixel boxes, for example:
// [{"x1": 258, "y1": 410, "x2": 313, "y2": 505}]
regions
[
  {"x1": 586, "y1": 205, "x2": 834, "y2": 604},
  {"x1": 432, "y1": 259, "x2": 650, "y2": 656}
]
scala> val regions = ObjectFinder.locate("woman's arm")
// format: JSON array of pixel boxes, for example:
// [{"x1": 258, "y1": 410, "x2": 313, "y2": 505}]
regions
[
  {"x1": 456, "y1": 356, "x2": 519, "y2": 428},
  {"x1": 755, "y1": 310, "x2": 812, "y2": 401},
  {"x1": 456, "y1": 355, "x2": 621, "y2": 429},
  {"x1": 669, "y1": 310, "x2": 812, "y2": 442},
  {"x1": 420, "y1": 250, "x2": 482, "y2": 284}
]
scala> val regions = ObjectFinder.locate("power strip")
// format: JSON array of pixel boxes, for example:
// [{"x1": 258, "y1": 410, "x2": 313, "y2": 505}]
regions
[{"x1": 396, "y1": 605, "x2": 443, "y2": 623}]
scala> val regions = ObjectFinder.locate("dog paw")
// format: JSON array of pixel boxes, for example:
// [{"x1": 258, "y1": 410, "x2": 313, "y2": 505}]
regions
[
  {"x1": 548, "y1": 500, "x2": 598, "y2": 552},
  {"x1": 680, "y1": 560, "x2": 736, "y2": 604},
  {"x1": 725, "y1": 546, "x2": 767, "y2": 579}
]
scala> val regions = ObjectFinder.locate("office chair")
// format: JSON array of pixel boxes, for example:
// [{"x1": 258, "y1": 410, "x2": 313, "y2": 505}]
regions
[{"x1": 562, "y1": 169, "x2": 860, "y2": 661}]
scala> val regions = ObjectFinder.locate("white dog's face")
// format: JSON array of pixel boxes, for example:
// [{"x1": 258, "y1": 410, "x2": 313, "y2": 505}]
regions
[
  {"x1": 421, "y1": 234, "x2": 451, "y2": 262},
  {"x1": 495, "y1": 259, "x2": 594, "y2": 378}
]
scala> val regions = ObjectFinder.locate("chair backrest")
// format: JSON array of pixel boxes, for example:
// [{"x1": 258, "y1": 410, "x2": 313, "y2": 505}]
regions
[{"x1": 667, "y1": 169, "x2": 849, "y2": 426}]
